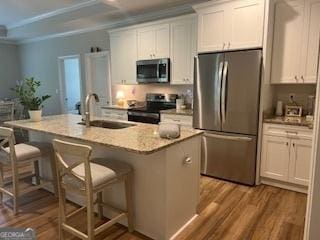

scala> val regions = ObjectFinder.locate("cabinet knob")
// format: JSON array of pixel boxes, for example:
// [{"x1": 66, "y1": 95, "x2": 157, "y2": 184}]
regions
[
  {"x1": 286, "y1": 142, "x2": 289, "y2": 146},
  {"x1": 183, "y1": 157, "x2": 192, "y2": 165},
  {"x1": 222, "y1": 42, "x2": 225, "y2": 49},
  {"x1": 293, "y1": 143, "x2": 295, "y2": 147},
  {"x1": 294, "y1": 76, "x2": 298, "y2": 82},
  {"x1": 228, "y1": 42, "x2": 231, "y2": 48},
  {"x1": 301, "y1": 76, "x2": 304, "y2": 81}
]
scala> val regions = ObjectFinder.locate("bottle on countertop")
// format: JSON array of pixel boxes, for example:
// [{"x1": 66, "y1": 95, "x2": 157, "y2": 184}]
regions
[{"x1": 275, "y1": 100, "x2": 283, "y2": 116}]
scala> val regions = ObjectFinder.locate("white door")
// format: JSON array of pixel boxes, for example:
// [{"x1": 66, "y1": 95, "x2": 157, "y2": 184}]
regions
[
  {"x1": 110, "y1": 30, "x2": 137, "y2": 84},
  {"x1": 170, "y1": 19, "x2": 193, "y2": 84},
  {"x1": 137, "y1": 27, "x2": 155, "y2": 60},
  {"x1": 300, "y1": 0, "x2": 320, "y2": 83},
  {"x1": 271, "y1": 0, "x2": 304, "y2": 83},
  {"x1": 261, "y1": 135, "x2": 290, "y2": 181},
  {"x1": 197, "y1": 4, "x2": 228, "y2": 53},
  {"x1": 154, "y1": 24, "x2": 170, "y2": 58},
  {"x1": 85, "y1": 51, "x2": 112, "y2": 117},
  {"x1": 228, "y1": 0, "x2": 264, "y2": 50},
  {"x1": 58, "y1": 55, "x2": 82, "y2": 114},
  {"x1": 289, "y1": 139, "x2": 312, "y2": 186}
]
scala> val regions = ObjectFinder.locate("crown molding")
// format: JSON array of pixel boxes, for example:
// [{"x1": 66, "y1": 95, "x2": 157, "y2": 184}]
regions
[
  {"x1": 17, "y1": 4, "x2": 194, "y2": 45},
  {"x1": 7, "y1": 0, "x2": 100, "y2": 30}
]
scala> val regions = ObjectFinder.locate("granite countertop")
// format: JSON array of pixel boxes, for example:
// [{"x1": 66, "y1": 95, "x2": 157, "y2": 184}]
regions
[
  {"x1": 264, "y1": 116, "x2": 314, "y2": 129},
  {"x1": 5, "y1": 114, "x2": 202, "y2": 155},
  {"x1": 160, "y1": 109, "x2": 193, "y2": 116}
]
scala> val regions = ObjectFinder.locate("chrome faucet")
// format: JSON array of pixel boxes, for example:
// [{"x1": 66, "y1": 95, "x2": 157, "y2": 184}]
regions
[{"x1": 85, "y1": 93, "x2": 100, "y2": 127}]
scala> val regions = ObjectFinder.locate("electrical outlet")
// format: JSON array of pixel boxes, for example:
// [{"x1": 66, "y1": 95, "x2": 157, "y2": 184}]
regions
[{"x1": 289, "y1": 93, "x2": 296, "y2": 103}]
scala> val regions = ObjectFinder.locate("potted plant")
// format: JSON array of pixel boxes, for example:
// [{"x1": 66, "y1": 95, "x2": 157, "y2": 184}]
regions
[{"x1": 12, "y1": 77, "x2": 51, "y2": 122}]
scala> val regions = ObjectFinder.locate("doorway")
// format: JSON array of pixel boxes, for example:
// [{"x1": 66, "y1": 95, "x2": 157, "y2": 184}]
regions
[
  {"x1": 58, "y1": 55, "x2": 82, "y2": 114},
  {"x1": 84, "y1": 51, "x2": 112, "y2": 117}
]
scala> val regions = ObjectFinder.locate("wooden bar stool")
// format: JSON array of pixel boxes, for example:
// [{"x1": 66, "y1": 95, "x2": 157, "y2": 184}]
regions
[
  {"x1": 0, "y1": 126, "x2": 56, "y2": 214},
  {"x1": 52, "y1": 139, "x2": 134, "y2": 240}
]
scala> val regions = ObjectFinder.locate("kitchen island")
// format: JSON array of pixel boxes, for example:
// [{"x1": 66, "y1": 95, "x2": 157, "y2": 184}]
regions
[{"x1": 5, "y1": 114, "x2": 202, "y2": 240}]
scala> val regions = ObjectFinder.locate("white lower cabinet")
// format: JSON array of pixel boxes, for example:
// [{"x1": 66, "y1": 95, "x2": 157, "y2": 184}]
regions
[
  {"x1": 101, "y1": 108, "x2": 128, "y2": 121},
  {"x1": 261, "y1": 124, "x2": 313, "y2": 187},
  {"x1": 289, "y1": 138, "x2": 312, "y2": 185}
]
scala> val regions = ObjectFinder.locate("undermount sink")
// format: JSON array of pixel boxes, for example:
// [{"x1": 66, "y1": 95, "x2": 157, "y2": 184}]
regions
[{"x1": 78, "y1": 120, "x2": 136, "y2": 129}]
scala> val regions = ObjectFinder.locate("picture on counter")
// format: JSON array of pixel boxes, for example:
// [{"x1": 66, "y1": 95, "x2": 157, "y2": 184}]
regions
[{"x1": 285, "y1": 105, "x2": 303, "y2": 117}]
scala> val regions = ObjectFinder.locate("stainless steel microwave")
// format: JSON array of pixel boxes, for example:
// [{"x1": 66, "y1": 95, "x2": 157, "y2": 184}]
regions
[{"x1": 136, "y1": 58, "x2": 170, "y2": 83}]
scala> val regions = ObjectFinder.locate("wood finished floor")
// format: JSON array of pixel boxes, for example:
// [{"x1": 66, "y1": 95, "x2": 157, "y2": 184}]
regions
[{"x1": 0, "y1": 172, "x2": 307, "y2": 240}]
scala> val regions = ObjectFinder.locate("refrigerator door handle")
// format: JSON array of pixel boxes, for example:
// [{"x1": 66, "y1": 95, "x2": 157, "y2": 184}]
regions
[
  {"x1": 204, "y1": 132, "x2": 253, "y2": 142},
  {"x1": 221, "y1": 61, "x2": 228, "y2": 124},
  {"x1": 217, "y1": 61, "x2": 224, "y2": 122}
]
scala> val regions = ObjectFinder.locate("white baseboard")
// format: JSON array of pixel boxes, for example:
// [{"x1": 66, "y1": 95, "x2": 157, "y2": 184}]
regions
[
  {"x1": 170, "y1": 214, "x2": 198, "y2": 240},
  {"x1": 261, "y1": 177, "x2": 308, "y2": 194}
]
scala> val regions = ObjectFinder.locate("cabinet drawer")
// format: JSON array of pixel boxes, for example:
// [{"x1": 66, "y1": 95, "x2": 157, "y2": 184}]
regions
[
  {"x1": 263, "y1": 123, "x2": 313, "y2": 140},
  {"x1": 161, "y1": 114, "x2": 193, "y2": 126}
]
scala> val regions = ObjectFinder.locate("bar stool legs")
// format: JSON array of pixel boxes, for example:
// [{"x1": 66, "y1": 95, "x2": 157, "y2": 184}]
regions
[{"x1": 125, "y1": 174, "x2": 134, "y2": 233}]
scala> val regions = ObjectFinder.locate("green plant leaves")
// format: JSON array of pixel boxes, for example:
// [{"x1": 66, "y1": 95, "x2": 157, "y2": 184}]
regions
[{"x1": 12, "y1": 77, "x2": 51, "y2": 110}]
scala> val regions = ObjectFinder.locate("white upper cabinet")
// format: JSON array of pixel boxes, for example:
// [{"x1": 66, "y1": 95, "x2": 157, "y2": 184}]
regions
[
  {"x1": 271, "y1": 0, "x2": 304, "y2": 84},
  {"x1": 300, "y1": 0, "x2": 320, "y2": 83},
  {"x1": 271, "y1": 0, "x2": 320, "y2": 84},
  {"x1": 110, "y1": 30, "x2": 137, "y2": 85},
  {"x1": 170, "y1": 17, "x2": 197, "y2": 85},
  {"x1": 196, "y1": 4, "x2": 227, "y2": 52},
  {"x1": 193, "y1": 0, "x2": 265, "y2": 53},
  {"x1": 228, "y1": 0, "x2": 265, "y2": 49},
  {"x1": 137, "y1": 24, "x2": 170, "y2": 60}
]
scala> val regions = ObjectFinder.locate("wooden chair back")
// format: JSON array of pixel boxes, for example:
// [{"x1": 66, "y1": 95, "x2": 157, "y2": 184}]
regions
[
  {"x1": 0, "y1": 102, "x2": 15, "y2": 122},
  {"x1": 0, "y1": 127, "x2": 16, "y2": 164},
  {"x1": 52, "y1": 139, "x2": 93, "y2": 192}
]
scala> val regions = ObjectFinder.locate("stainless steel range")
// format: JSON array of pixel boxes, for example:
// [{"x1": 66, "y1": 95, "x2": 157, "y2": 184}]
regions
[{"x1": 128, "y1": 93, "x2": 178, "y2": 124}]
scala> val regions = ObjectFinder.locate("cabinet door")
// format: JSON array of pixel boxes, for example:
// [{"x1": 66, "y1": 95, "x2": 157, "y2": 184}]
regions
[
  {"x1": 154, "y1": 24, "x2": 170, "y2": 58},
  {"x1": 228, "y1": 0, "x2": 264, "y2": 50},
  {"x1": 261, "y1": 135, "x2": 290, "y2": 181},
  {"x1": 110, "y1": 30, "x2": 137, "y2": 85},
  {"x1": 137, "y1": 27, "x2": 155, "y2": 60},
  {"x1": 196, "y1": 4, "x2": 228, "y2": 53},
  {"x1": 289, "y1": 139, "x2": 312, "y2": 186},
  {"x1": 170, "y1": 19, "x2": 193, "y2": 85},
  {"x1": 300, "y1": 0, "x2": 320, "y2": 83},
  {"x1": 270, "y1": 0, "x2": 304, "y2": 84}
]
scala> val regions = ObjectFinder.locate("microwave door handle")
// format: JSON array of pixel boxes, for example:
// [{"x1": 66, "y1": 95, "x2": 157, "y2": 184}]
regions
[{"x1": 221, "y1": 61, "x2": 228, "y2": 124}]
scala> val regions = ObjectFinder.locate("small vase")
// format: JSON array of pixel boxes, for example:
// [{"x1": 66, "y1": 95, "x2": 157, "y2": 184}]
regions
[{"x1": 28, "y1": 110, "x2": 42, "y2": 122}]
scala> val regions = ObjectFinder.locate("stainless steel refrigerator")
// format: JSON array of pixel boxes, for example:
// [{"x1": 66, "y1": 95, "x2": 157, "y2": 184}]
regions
[{"x1": 193, "y1": 49, "x2": 262, "y2": 186}]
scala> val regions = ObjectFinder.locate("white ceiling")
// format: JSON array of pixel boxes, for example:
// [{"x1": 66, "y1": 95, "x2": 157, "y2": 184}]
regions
[
  {"x1": 0, "y1": 0, "x2": 92, "y2": 27},
  {"x1": 0, "y1": 0, "x2": 205, "y2": 42}
]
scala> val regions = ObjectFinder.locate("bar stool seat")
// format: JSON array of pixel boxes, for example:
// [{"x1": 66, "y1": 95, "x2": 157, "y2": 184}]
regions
[
  {"x1": 0, "y1": 142, "x2": 52, "y2": 163},
  {"x1": 64, "y1": 159, "x2": 131, "y2": 189}
]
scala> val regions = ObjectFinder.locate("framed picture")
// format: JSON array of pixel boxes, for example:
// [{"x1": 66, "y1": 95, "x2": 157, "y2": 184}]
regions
[{"x1": 285, "y1": 105, "x2": 302, "y2": 117}]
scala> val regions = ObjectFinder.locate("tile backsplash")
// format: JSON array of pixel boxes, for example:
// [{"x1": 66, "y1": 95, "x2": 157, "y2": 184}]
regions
[
  {"x1": 111, "y1": 84, "x2": 194, "y2": 106},
  {"x1": 272, "y1": 85, "x2": 317, "y2": 115}
]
